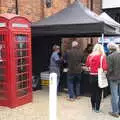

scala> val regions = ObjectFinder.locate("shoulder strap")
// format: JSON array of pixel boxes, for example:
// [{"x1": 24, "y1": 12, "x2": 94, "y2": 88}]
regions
[{"x1": 100, "y1": 55, "x2": 104, "y2": 68}]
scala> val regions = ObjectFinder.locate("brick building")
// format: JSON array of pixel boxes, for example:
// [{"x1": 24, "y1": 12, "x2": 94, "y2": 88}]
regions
[
  {"x1": 0, "y1": 0, "x2": 101, "y2": 21},
  {"x1": 0, "y1": 0, "x2": 102, "y2": 50}
]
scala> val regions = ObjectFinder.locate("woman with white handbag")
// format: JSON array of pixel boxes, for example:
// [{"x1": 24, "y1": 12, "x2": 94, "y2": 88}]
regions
[{"x1": 85, "y1": 44, "x2": 108, "y2": 113}]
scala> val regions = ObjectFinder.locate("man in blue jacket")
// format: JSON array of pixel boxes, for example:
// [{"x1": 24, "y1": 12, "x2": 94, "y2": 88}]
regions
[{"x1": 50, "y1": 45, "x2": 61, "y2": 94}]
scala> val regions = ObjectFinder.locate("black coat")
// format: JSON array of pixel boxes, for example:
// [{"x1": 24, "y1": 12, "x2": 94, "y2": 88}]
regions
[{"x1": 66, "y1": 47, "x2": 82, "y2": 74}]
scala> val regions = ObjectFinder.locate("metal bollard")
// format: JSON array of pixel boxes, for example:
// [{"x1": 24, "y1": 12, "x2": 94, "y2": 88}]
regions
[{"x1": 49, "y1": 73, "x2": 57, "y2": 120}]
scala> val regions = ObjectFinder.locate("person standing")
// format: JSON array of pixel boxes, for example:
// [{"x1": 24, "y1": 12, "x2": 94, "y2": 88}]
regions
[
  {"x1": 107, "y1": 43, "x2": 120, "y2": 118},
  {"x1": 81, "y1": 44, "x2": 93, "y2": 95},
  {"x1": 86, "y1": 44, "x2": 107, "y2": 112},
  {"x1": 49, "y1": 45, "x2": 61, "y2": 94},
  {"x1": 82, "y1": 44, "x2": 93, "y2": 64},
  {"x1": 66, "y1": 41, "x2": 82, "y2": 101}
]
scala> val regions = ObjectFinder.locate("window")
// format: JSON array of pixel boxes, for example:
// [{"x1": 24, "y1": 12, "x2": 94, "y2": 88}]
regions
[{"x1": 46, "y1": 0, "x2": 52, "y2": 8}]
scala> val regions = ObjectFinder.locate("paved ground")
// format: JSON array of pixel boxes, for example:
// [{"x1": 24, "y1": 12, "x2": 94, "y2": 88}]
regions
[{"x1": 0, "y1": 87, "x2": 119, "y2": 120}]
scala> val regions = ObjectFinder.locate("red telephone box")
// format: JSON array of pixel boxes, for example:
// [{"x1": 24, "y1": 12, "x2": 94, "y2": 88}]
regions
[{"x1": 0, "y1": 13, "x2": 32, "y2": 108}]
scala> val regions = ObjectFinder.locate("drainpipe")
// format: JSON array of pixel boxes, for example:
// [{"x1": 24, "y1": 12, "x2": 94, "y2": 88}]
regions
[
  {"x1": 90, "y1": 0, "x2": 93, "y2": 10},
  {"x1": 0, "y1": 1, "x2": 1, "y2": 13},
  {"x1": 41, "y1": 0, "x2": 45, "y2": 18},
  {"x1": 100, "y1": 0, "x2": 102, "y2": 13},
  {"x1": 46, "y1": 0, "x2": 52, "y2": 8},
  {"x1": 90, "y1": 0, "x2": 93, "y2": 44},
  {"x1": 15, "y1": 0, "x2": 18, "y2": 14}
]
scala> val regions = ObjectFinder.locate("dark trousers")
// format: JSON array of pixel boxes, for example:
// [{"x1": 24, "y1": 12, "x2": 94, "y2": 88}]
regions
[
  {"x1": 90, "y1": 75, "x2": 102, "y2": 110},
  {"x1": 67, "y1": 74, "x2": 81, "y2": 98},
  {"x1": 59, "y1": 72, "x2": 67, "y2": 92},
  {"x1": 81, "y1": 72, "x2": 90, "y2": 95}
]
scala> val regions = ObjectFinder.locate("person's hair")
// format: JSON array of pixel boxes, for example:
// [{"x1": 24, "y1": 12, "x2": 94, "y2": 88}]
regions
[
  {"x1": 52, "y1": 45, "x2": 60, "y2": 51},
  {"x1": 72, "y1": 41, "x2": 78, "y2": 47},
  {"x1": 107, "y1": 42, "x2": 119, "y2": 52},
  {"x1": 86, "y1": 44, "x2": 93, "y2": 53},
  {"x1": 92, "y1": 44, "x2": 105, "y2": 55}
]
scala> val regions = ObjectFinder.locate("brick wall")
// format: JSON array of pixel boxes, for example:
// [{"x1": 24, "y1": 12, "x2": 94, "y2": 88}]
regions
[
  {"x1": 93, "y1": 0, "x2": 102, "y2": 14},
  {"x1": 0, "y1": 0, "x2": 102, "y2": 51},
  {"x1": 0, "y1": 0, "x2": 101, "y2": 21},
  {"x1": 0, "y1": 0, "x2": 73, "y2": 22},
  {"x1": 0, "y1": 0, "x2": 16, "y2": 14}
]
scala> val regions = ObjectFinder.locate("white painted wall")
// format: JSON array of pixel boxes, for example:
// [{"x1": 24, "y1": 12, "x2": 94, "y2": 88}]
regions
[{"x1": 102, "y1": 0, "x2": 120, "y2": 9}]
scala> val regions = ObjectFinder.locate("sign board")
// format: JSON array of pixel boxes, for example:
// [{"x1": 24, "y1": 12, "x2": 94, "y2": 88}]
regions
[
  {"x1": 98, "y1": 37, "x2": 120, "y2": 43},
  {"x1": 0, "y1": 23, "x2": 6, "y2": 27},
  {"x1": 12, "y1": 23, "x2": 28, "y2": 28},
  {"x1": 102, "y1": 0, "x2": 120, "y2": 9}
]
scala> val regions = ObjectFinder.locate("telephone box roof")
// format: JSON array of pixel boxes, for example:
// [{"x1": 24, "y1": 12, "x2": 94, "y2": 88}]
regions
[{"x1": 0, "y1": 13, "x2": 20, "y2": 20}]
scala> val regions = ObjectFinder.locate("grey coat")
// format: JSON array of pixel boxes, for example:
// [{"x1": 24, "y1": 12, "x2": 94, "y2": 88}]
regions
[{"x1": 107, "y1": 51, "x2": 120, "y2": 81}]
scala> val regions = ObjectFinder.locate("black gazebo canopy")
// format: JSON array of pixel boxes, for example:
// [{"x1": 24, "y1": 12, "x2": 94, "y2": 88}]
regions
[{"x1": 32, "y1": 0, "x2": 119, "y2": 37}]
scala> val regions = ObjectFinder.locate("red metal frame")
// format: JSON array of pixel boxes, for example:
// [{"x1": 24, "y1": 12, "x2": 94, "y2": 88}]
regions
[{"x1": 0, "y1": 13, "x2": 32, "y2": 108}]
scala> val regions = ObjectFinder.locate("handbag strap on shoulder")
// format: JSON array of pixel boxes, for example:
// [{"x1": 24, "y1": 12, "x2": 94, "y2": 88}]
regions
[{"x1": 100, "y1": 55, "x2": 104, "y2": 68}]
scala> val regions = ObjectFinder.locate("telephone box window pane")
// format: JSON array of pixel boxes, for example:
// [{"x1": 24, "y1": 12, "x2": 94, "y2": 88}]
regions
[
  {"x1": 23, "y1": 81, "x2": 27, "y2": 88},
  {"x1": 17, "y1": 58, "x2": 27, "y2": 65},
  {"x1": 17, "y1": 81, "x2": 27, "y2": 89},
  {"x1": 0, "y1": 68, "x2": 5, "y2": 75},
  {"x1": 17, "y1": 51, "x2": 27, "y2": 57},
  {"x1": 17, "y1": 43, "x2": 27, "y2": 49},
  {"x1": 0, "y1": 44, "x2": 6, "y2": 61},
  {"x1": 17, "y1": 89, "x2": 28, "y2": 97},
  {"x1": 17, "y1": 75, "x2": 22, "y2": 81},
  {"x1": 0, "y1": 61, "x2": 5, "y2": 66},
  {"x1": 0, "y1": 84, "x2": 4, "y2": 90},
  {"x1": 0, "y1": 76, "x2": 4, "y2": 81},
  {"x1": 22, "y1": 51, "x2": 27, "y2": 56},
  {"x1": 0, "y1": 36, "x2": 4, "y2": 42},
  {"x1": 17, "y1": 66, "x2": 27, "y2": 73},
  {"x1": 17, "y1": 74, "x2": 27, "y2": 81},
  {"x1": 1, "y1": 50, "x2": 6, "y2": 58},
  {"x1": 16, "y1": 35, "x2": 27, "y2": 42},
  {"x1": 0, "y1": 93, "x2": 7, "y2": 100}
]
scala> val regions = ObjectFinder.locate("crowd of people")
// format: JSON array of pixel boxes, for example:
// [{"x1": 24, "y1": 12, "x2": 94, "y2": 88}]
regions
[{"x1": 49, "y1": 41, "x2": 120, "y2": 118}]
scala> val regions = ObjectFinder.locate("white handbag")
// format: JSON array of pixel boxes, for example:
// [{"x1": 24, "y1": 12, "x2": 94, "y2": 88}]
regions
[{"x1": 98, "y1": 55, "x2": 108, "y2": 88}]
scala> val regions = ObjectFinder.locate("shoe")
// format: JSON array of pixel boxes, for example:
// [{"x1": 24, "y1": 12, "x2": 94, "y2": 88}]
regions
[
  {"x1": 76, "y1": 96, "x2": 81, "y2": 100},
  {"x1": 66, "y1": 98, "x2": 75, "y2": 102},
  {"x1": 57, "y1": 93, "x2": 61, "y2": 96},
  {"x1": 109, "y1": 112, "x2": 119, "y2": 118},
  {"x1": 94, "y1": 109, "x2": 101, "y2": 113},
  {"x1": 92, "y1": 107, "x2": 95, "y2": 111}
]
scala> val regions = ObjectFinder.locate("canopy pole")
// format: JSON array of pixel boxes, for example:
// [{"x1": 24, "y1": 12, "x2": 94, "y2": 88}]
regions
[
  {"x1": 101, "y1": 33, "x2": 104, "y2": 103},
  {"x1": 101, "y1": 33, "x2": 104, "y2": 46}
]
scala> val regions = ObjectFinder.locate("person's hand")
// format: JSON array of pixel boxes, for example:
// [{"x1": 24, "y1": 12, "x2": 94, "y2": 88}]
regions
[
  {"x1": 104, "y1": 71, "x2": 107, "y2": 74},
  {"x1": 60, "y1": 56, "x2": 63, "y2": 60},
  {"x1": 82, "y1": 66, "x2": 89, "y2": 71}
]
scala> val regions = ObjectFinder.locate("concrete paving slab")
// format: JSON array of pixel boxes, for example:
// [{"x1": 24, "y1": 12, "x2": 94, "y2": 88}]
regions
[{"x1": 0, "y1": 88, "x2": 119, "y2": 120}]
